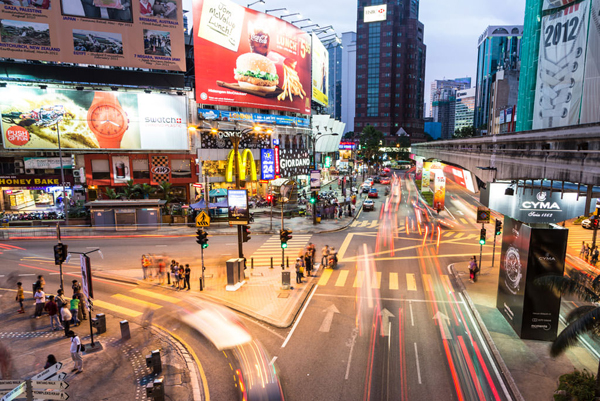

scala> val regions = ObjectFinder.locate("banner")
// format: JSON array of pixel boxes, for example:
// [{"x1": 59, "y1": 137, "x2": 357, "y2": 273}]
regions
[
  {"x1": 0, "y1": 0, "x2": 184, "y2": 70},
  {"x1": 311, "y1": 33, "x2": 328, "y2": 107},
  {"x1": 432, "y1": 171, "x2": 446, "y2": 210},
  {"x1": 421, "y1": 169, "x2": 430, "y2": 191},
  {"x1": 279, "y1": 148, "x2": 310, "y2": 177},
  {"x1": 543, "y1": 0, "x2": 578, "y2": 11},
  {"x1": 415, "y1": 157, "x2": 423, "y2": 180},
  {"x1": 227, "y1": 189, "x2": 248, "y2": 225},
  {"x1": 581, "y1": 0, "x2": 600, "y2": 124},
  {"x1": 198, "y1": 108, "x2": 310, "y2": 127},
  {"x1": 193, "y1": 0, "x2": 311, "y2": 114},
  {"x1": 260, "y1": 149, "x2": 275, "y2": 180},
  {"x1": 310, "y1": 170, "x2": 320, "y2": 190},
  {"x1": 150, "y1": 155, "x2": 170, "y2": 183},
  {"x1": 111, "y1": 155, "x2": 130, "y2": 184},
  {"x1": 200, "y1": 131, "x2": 271, "y2": 150},
  {"x1": 0, "y1": 87, "x2": 188, "y2": 150},
  {"x1": 533, "y1": 0, "x2": 590, "y2": 129},
  {"x1": 24, "y1": 157, "x2": 73, "y2": 169}
]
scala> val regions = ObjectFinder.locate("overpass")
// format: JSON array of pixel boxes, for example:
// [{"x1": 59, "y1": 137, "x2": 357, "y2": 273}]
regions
[{"x1": 411, "y1": 123, "x2": 600, "y2": 187}]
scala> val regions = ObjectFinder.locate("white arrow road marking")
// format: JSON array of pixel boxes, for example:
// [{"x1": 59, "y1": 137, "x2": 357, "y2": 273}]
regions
[
  {"x1": 433, "y1": 311, "x2": 452, "y2": 340},
  {"x1": 319, "y1": 304, "x2": 340, "y2": 333},
  {"x1": 380, "y1": 308, "x2": 395, "y2": 337}
]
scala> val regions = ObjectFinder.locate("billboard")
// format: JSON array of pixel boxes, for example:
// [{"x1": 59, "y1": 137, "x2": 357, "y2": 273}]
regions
[
  {"x1": 364, "y1": 4, "x2": 387, "y2": 23},
  {"x1": 260, "y1": 149, "x2": 275, "y2": 180},
  {"x1": 311, "y1": 33, "x2": 329, "y2": 107},
  {"x1": 198, "y1": 108, "x2": 310, "y2": 127},
  {"x1": 532, "y1": 0, "x2": 590, "y2": 129},
  {"x1": 310, "y1": 170, "x2": 320, "y2": 190},
  {"x1": 279, "y1": 148, "x2": 310, "y2": 177},
  {"x1": 543, "y1": 0, "x2": 578, "y2": 11},
  {"x1": 228, "y1": 189, "x2": 249, "y2": 225},
  {"x1": 432, "y1": 171, "x2": 446, "y2": 210},
  {"x1": 0, "y1": 0, "x2": 184, "y2": 70},
  {"x1": 0, "y1": 87, "x2": 188, "y2": 150},
  {"x1": 581, "y1": 0, "x2": 600, "y2": 124},
  {"x1": 193, "y1": 0, "x2": 311, "y2": 114}
]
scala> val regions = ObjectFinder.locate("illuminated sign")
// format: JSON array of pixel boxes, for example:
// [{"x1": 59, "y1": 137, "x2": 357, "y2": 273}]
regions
[
  {"x1": 261, "y1": 149, "x2": 275, "y2": 180},
  {"x1": 225, "y1": 149, "x2": 257, "y2": 182},
  {"x1": 339, "y1": 142, "x2": 357, "y2": 150},
  {"x1": 364, "y1": 4, "x2": 387, "y2": 23}
]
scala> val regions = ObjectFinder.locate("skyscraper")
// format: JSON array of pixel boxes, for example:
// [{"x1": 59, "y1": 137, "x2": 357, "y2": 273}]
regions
[
  {"x1": 429, "y1": 77, "x2": 471, "y2": 118},
  {"x1": 455, "y1": 87, "x2": 476, "y2": 132},
  {"x1": 341, "y1": 32, "x2": 357, "y2": 134},
  {"x1": 432, "y1": 89, "x2": 456, "y2": 140},
  {"x1": 473, "y1": 25, "x2": 523, "y2": 135},
  {"x1": 326, "y1": 39, "x2": 343, "y2": 121},
  {"x1": 354, "y1": 0, "x2": 427, "y2": 144}
]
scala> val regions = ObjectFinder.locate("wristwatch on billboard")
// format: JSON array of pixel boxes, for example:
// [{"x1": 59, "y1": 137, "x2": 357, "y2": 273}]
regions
[{"x1": 87, "y1": 92, "x2": 129, "y2": 149}]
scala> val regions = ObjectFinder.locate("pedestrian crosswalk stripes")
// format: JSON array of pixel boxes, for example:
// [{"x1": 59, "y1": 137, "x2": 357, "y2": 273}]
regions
[
  {"x1": 335, "y1": 270, "x2": 349, "y2": 287},
  {"x1": 111, "y1": 294, "x2": 162, "y2": 310},
  {"x1": 93, "y1": 299, "x2": 143, "y2": 318},
  {"x1": 248, "y1": 234, "x2": 313, "y2": 266},
  {"x1": 315, "y1": 269, "x2": 449, "y2": 292},
  {"x1": 318, "y1": 269, "x2": 333, "y2": 286},
  {"x1": 406, "y1": 273, "x2": 417, "y2": 291},
  {"x1": 453, "y1": 233, "x2": 465, "y2": 239},
  {"x1": 422, "y1": 274, "x2": 433, "y2": 292},
  {"x1": 389, "y1": 273, "x2": 399, "y2": 290},
  {"x1": 130, "y1": 288, "x2": 180, "y2": 304},
  {"x1": 353, "y1": 271, "x2": 364, "y2": 288}
]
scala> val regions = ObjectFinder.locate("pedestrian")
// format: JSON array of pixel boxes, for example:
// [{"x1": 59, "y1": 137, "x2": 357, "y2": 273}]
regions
[
  {"x1": 173, "y1": 263, "x2": 180, "y2": 289},
  {"x1": 158, "y1": 258, "x2": 166, "y2": 285},
  {"x1": 73, "y1": 290, "x2": 87, "y2": 321},
  {"x1": 351, "y1": 203, "x2": 356, "y2": 216},
  {"x1": 33, "y1": 286, "x2": 45, "y2": 318},
  {"x1": 321, "y1": 245, "x2": 329, "y2": 267},
  {"x1": 69, "y1": 297, "x2": 80, "y2": 326},
  {"x1": 304, "y1": 249, "x2": 312, "y2": 277},
  {"x1": 141, "y1": 254, "x2": 148, "y2": 280},
  {"x1": 44, "y1": 354, "x2": 57, "y2": 369},
  {"x1": 184, "y1": 264, "x2": 191, "y2": 291},
  {"x1": 68, "y1": 331, "x2": 83, "y2": 373},
  {"x1": 16, "y1": 282, "x2": 24, "y2": 314},
  {"x1": 71, "y1": 280, "x2": 81, "y2": 296},
  {"x1": 61, "y1": 304, "x2": 72, "y2": 337},
  {"x1": 307, "y1": 243, "x2": 315, "y2": 271},
  {"x1": 44, "y1": 295, "x2": 63, "y2": 331},
  {"x1": 580, "y1": 241, "x2": 586, "y2": 258},
  {"x1": 328, "y1": 247, "x2": 338, "y2": 268},
  {"x1": 178, "y1": 265, "x2": 185, "y2": 290},
  {"x1": 468, "y1": 257, "x2": 476, "y2": 283},
  {"x1": 33, "y1": 275, "x2": 45, "y2": 294},
  {"x1": 592, "y1": 247, "x2": 599, "y2": 266},
  {"x1": 585, "y1": 244, "x2": 590, "y2": 262},
  {"x1": 55, "y1": 289, "x2": 67, "y2": 323},
  {"x1": 295, "y1": 258, "x2": 303, "y2": 284},
  {"x1": 338, "y1": 205, "x2": 343, "y2": 219}
]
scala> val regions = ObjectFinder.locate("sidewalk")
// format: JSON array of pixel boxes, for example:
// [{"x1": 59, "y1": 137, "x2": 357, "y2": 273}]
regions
[
  {"x1": 451, "y1": 257, "x2": 598, "y2": 401},
  {"x1": 0, "y1": 293, "x2": 201, "y2": 401}
]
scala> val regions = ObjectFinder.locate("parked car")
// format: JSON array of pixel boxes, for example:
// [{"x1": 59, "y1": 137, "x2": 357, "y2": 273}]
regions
[
  {"x1": 368, "y1": 188, "x2": 379, "y2": 198},
  {"x1": 363, "y1": 199, "x2": 375, "y2": 211},
  {"x1": 582, "y1": 219, "x2": 593, "y2": 229}
]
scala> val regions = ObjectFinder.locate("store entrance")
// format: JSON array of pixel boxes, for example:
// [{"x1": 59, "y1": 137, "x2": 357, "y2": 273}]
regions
[{"x1": 1, "y1": 187, "x2": 72, "y2": 219}]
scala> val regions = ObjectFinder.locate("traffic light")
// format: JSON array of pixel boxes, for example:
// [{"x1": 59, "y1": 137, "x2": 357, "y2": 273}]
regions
[
  {"x1": 196, "y1": 229, "x2": 209, "y2": 249},
  {"x1": 495, "y1": 219, "x2": 502, "y2": 236},
  {"x1": 280, "y1": 229, "x2": 293, "y2": 249},
  {"x1": 479, "y1": 228, "x2": 487, "y2": 245},
  {"x1": 242, "y1": 225, "x2": 251, "y2": 243},
  {"x1": 53, "y1": 243, "x2": 68, "y2": 265},
  {"x1": 593, "y1": 217, "x2": 599, "y2": 229},
  {"x1": 310, "y1": 192, "x2": 317, "y2": 204}
]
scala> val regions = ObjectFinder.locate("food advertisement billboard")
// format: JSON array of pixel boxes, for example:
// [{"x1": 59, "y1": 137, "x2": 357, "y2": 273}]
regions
[
  {"x1": 311, "y1": 33, "x2": 328, "y2": 107},
  {"x1": 0, "y1": 87, "x2": 188, "y2": 149},
  {"x1": 227, "y1": 189, "x2": 249, "y2": 225},
  {"x1": 432, "y1": 171, "x2": 446, "y2": 210},
  {"x1": 193, "y1": 0, "x2": 312, "y2": 114},
  {"x1": 0, "y1": 0, "x2": 185, "y2": 70}
]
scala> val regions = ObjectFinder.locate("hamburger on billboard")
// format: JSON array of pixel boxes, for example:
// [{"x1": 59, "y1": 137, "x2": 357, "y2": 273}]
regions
[{"x1": 193, "y1": 0, "x2": 312, "y2": 114}]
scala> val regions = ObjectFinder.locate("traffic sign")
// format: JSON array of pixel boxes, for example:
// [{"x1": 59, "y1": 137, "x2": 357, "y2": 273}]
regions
[
  {"x1": 0, "y1": 381, "x2": 25, "y2": 401},
  {"x1": 195, "y1": 211, "x2": 210, "y2": 227},
  {"x1": 476, "y1": 207, "x2": 490, "y2": 223},
  {"x1": 32, "y1": 390, "x2": 69, "y2": 400},
  {"x1": 32, "y1": 380, "x2": 69, "y2": 390},
  {"x1": 32, "y1": 363, "x2": 63, "y2": 381},
  {"x1": 56, "y1": 373, "x2": 67, "y2": 381},
  {"x1": 0, "y1": 381, "x2": 24, "y2": 390}
]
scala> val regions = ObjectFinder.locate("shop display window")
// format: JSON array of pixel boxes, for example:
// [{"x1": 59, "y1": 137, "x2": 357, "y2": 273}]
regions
[
  {"x1": 91, "y1": 159, "x2": 111, "y2": 180},
  {"x1": 171, "y1": 159, "x2": 192, "y2": 179},
  {"x1": 132, "y1": 159, "x2": 150, "y2": 179}
]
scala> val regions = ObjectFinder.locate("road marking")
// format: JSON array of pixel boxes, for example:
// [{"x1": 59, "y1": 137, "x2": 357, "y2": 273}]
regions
[
  {"x1": 335, "y1": 270, "x2": 349, "y2": 287},
  {"x1": 373, "y1": 272, "x2": 381, "y2": 289},
  {"x1": 18, "y1": 274, "x2": 35, "y2": 276},
  {"x1": 131, "y1": 288, "x2": 180, "y2": 304},
  {"x1": 155, "y1": 245, "x2": 168, "y2": 247},
  {"x1": 422, "y1": 274, "x2": 433, "y2": 292},
  {"x1": 443, "y1": 232, "x2": 454, "y2": 237},
  {"x1": 414, "y1": 343, "x2": 422, "y2": 384},
  {"x1": 353, "y1": 271, "x2": 364, "y2": 288},
  {"x1": 282, "y1": 285, "x2": 318, "y2": 348},
  {"x1": 453, "y1": 233, "x2": 465, "y2": 239},
  {"x1": 318, "y1": 269, "x2": 333, "y2": 286},
  {"x1": 319, "y1": 304, "x2": 340, "y2": 333},
  {"x1": 112, "y1": 294, "x2": 162, "y2": 310},
  {"x1": 389, "y1": 273, "x2": 399, "y2": 290},
  {"x1": 337, "y1": 233, "x2": 354, "y2": 261},
  {"x1": 406, "y1": 273, "x2": 417, "y2": 291},
  {"x1": 270, "y1": 356, "x2": 277, "y2": 366},
  {"x1": 93, "y1": 299, "x2": 142, "y2": 317},
  {"x1": 460, "y1": 218, "x2": 469, "y2": 225},
  {"x1": 441, "y1": 275, "x2": 453, "y2": 294},
  {"x1": 368, "y1": 220, "x2": 379, "y2": 228},
  {"x1": 313, "y1": 293, "x2": 466, "y2": 303},
  {"x1": 409, "y1": 301, "x2": 414, "y2": 326}
]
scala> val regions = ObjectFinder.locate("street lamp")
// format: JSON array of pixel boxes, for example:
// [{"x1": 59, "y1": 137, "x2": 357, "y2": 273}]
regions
[
  {"x1": 247, "y1": 0, "x2": 264, "y2": 8},
  {"x1": 291, "y1": 18, "x2": 311, "y2": 25},
  {"x1": 280, "y1": 12, "x2": 301, "y2": 19},
  {"x1": 266, "y1": 7, "x2": 286, "y2": 14}
]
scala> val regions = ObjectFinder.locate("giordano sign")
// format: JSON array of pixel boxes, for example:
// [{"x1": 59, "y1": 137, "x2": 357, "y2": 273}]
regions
[
  {"x1": 225, "y1": 149, "x2": 257, "y2": 183},
  {"x1": 481, "y1": 182, "x2": 596, "y2": 224}
]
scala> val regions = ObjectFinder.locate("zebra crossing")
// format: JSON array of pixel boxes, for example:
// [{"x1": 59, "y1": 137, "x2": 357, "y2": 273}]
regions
[
  {"x1": 248, "y1": 234, "x2": 313, "y2": 267},
  {"x1": 566, "y1": 228, "x2": 596, "y2": 254},
  {"x1": 317, "y1": 268, "x2": 450, "y2": 292},
  {"x1": 93, "y1": 287, "x2": 182, "y2": 318}
]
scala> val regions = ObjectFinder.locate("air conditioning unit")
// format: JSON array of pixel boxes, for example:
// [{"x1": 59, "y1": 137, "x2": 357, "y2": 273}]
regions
[
  {"x1": 14, "y1": 160, "x2": 24, "y2": 168},
  {"x1": 15, "y1": 168, "x2": 24, "y2": 174},
  {"x1": 73, "y1": 170, "x2": 81, "y2": 178},
  {"x1": 79, "y1": 167, "x2": 86, "y2": 183},
  {"x1": 25, "y1": 168, "x2": 35, "y2": 175}
]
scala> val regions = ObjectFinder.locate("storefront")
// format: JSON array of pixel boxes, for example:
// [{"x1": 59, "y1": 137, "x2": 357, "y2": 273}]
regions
[
  {"x1": 84, "y1": 153, "x2": 196, "y2": 203},
  {"x1": 0, "y1": 174, "x2": 75, "y2": 212}
]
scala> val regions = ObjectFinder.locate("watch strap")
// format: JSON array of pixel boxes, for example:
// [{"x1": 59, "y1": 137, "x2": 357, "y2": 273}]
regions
[{"x1": 97, "y1": 137, "x2": 122, "y2": 149}]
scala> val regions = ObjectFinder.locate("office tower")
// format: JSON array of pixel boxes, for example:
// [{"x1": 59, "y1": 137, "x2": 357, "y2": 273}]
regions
[
  {"x1": 341, "y1": 32, "x2": 357, "y2": 134},
  {"x1": 455, "y1": 87, "x2": 476, "y2": 132},
  {"x1": 429, "y1": 77, "x2": 471, "y2": 118},
  {"x1": 327, "y1": 39, "x2": 343, "y2": 121}
]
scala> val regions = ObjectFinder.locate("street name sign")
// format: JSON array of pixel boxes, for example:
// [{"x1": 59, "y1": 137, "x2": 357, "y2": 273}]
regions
[
  {"x1": 196, "y1": 211, "x2": 210, "y2": 227},
  {"x1": 32, "y1": 380, "x2": 69, "y2": 390},
  {"x1": 32, "y1": 390, "x2": 69, "y2": 400},
  {"x1": 32, "y1": 363, "x2": 62, "y2": 381},
  {"x1": 0, "y1": 381, "x2": 25, "y2": 401},
  {"x1": 0, "y1": 381, "x2": 24, "y2": 390}
]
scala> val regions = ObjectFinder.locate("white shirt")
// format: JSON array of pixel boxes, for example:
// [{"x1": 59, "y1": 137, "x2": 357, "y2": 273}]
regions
[
  {"x1": 70, "y1": 336, "x2": 81, "y2": 353},
  {"x1": 61, "y1": 307, "x2": 72, "y2": 321},
  {"x1": 34, "y1": 290, "x2": 45, "y2": 304}
]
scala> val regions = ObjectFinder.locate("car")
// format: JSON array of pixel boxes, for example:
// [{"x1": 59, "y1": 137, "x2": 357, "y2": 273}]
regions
[
  {"x1": 368, "y1": 188, "x2": 379, "y2": 198},
  {"x1": 582, "y1": 219, "x2": 593, "y2": 229},
  {"x1": 380, "y1": 178, "x2": 391, "y2": 185},
  {"x1": 372, "y1": 176, "x2": 381, "y2": 183},
  {"x1": 361, "y1": 184, "x2": 371, "y2": 193},
  {"x1": 363, "y1": 199, "x2": 375, "y2": 211}
]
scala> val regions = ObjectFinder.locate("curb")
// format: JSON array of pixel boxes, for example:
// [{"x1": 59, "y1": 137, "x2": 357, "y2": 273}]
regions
[{"x1": 448, "y1": 263, "x2": 525, "y2": 401}]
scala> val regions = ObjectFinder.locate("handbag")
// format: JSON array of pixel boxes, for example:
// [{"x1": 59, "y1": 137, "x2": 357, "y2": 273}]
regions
[{"x1": 80, "y1": 344, "x2": 86, "y2": 352}]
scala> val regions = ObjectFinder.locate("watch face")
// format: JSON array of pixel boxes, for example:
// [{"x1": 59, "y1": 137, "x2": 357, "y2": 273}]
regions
[
  {"x1": 89, "y1": 105, "x2": 127, "y2": 138},
  {"x1": 505, "y1": 246, "x2": 523, "y2": 295}
]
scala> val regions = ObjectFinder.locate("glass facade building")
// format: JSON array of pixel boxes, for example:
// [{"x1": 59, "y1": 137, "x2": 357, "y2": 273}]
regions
[{"x1": 327, "y1": 40, "x2": 343, "y2": 121}]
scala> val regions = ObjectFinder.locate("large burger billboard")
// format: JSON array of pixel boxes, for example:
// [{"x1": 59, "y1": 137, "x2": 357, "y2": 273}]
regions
[{"x1": 193, "y1": 0, "x2": 312, "y2": 114}]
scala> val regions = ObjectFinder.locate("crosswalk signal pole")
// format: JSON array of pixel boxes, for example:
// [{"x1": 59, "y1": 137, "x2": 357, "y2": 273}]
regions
[{"x1": 479, "y1": 224, "x2": 485, "y2": 270}]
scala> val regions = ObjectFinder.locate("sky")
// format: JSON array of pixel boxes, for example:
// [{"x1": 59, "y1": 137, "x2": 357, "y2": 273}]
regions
[{"x1": 185, "y1": 0, "x2": 526, "y2": 114}]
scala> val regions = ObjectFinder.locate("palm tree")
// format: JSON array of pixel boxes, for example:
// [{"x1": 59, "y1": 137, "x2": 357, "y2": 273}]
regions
[
  {"x1": 536, "y1": 270, "x2": 600, "y2": 396},
  {"x1": 122, "y1": 180, "x2": 137, "y2": 199},
  {"x1": 157, "y1": 181, "x2": 173, "y2": 214},
  {"x1": 134, "y1": 183, "x2": 155, "y2": 199},
  {"x1": 104, "y1": 188, "x2": 120, "y2": 200}
]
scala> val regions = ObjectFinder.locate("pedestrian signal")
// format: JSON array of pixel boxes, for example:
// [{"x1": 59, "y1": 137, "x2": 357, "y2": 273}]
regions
[
  {"x1": 196, "y1": 229, "x2": 209, "y2": 248},
  {"x1": 479, "y1": 228, "x2": 486, "y2": 245},
  {"x1": 242, "y1": 225, "x2": 251, "y2": 243}
]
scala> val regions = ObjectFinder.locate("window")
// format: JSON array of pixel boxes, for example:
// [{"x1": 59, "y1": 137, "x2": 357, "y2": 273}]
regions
[
  {"x1": 132, "y1": 158, "x2": 150, "y2": 179},
  {"x1": 91, "y1": 159, "x2": 110, "y2": 180},
  {"x1": 0, "y1": 162, "x2": 15, "y2": 174},
  {"x1": 172, "y1": 159, "x2": 192, "y2": 179}
]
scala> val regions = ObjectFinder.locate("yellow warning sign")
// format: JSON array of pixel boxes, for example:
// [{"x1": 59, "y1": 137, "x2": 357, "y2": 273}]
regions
[{"x1": 195, "y1": 211, "x2": 210, "y2": 227}]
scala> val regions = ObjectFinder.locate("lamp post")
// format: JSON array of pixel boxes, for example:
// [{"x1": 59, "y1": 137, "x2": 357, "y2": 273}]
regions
[{"x1": 311, "y1": 132, "x2": 339, "y2": 225}]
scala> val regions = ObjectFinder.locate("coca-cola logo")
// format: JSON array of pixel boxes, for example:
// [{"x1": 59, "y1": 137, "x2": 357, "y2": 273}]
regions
[{"x1": 152, "y1": 166, "x2": 171, "y2": 175}]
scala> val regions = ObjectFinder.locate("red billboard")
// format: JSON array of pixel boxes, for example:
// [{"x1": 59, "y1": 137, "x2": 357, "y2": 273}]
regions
[{"x1": 192, "y1": 0, "x2": 312, "y2": 115}]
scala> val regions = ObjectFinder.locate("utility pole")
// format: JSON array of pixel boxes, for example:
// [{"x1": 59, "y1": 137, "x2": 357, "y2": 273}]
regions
[
  {"x1": 56, "y1": 223, "x2": 64, "y2": 291},
  {"x1": 232, "y1": 134, "x2": 244, "y2": 261}
]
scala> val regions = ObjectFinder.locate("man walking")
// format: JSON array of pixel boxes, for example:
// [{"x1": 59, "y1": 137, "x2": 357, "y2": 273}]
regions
[
  {"x1": 55, "y1": 289, "x2": 67, "y2": 323},
  {"x1": 321, "y1": 245, "x2": 329, "y2": 267},
  {"x1": 45, "y1": 295, "x2": 63, "y2": 331},
  {"x1": 33, "y1": 286, "x2": 45, "y2": 318},
  {"x1": 68, "y1": 331, "x2": 83, "y2": 373},
  {"x1": 16, "y1": 282, "x2": 24, "y2": 314},
  {"x1": 184, "y1": 264, "x2": 191, "y2": 291},
  {"x1": 61, "y1": 304, "x2": 72, "y2": 337}
]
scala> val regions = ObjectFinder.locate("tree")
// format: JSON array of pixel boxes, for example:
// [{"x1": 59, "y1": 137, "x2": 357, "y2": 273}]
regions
[
  {"x1": 121, "y1": 180, "x2": 137, "y2": 199},
  {"x1": 453, "y1": 126, "x2": 475, "y2": 139},
  {"x1": 134, "y1": 183, "x2": 156, "y2": 199},
  {"x1": 360, "y1": 125, "x2": 384, "y2": 166},
  {"x1": 343, "y1": 131, "x2": 355, "y2": 140},
  {"x1": 536, "y1": 270, "x2": 600, "y2": 397},
  {"x1": 157, "y1": 181, "x2": 173, "y2": 213},
  {"x1": 104, "y1": 188, "x2": 120, "y2": 200}
]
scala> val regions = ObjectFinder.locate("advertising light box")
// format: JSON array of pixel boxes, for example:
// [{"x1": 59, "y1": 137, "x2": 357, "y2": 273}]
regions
[
  {"x1": 0, "y1": 0, "x2": 185, "y2": 70},
  {"x1": 228, "y1": 189, "x2": 249, "y2": 225},
  {"x1": 311, "y1": 33, "x2": 329, "y2": 107},
  {"x1": 193, "y1": 0, "x2": 312, "y2": 114},
  {"x1": 364, "y1": 4, "x2": 387, "y2": 23},
  {"x1": 0, "y1": 87, "x2": 188, "y2": 150}
]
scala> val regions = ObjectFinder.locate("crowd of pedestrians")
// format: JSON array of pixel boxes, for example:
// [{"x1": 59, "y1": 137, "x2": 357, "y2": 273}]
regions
[
  {"x1": 141, "y1": 255, "x2": 193, "y2": 290},
  {"x1": 580, "y1": 241, "x2": 600, "y2": 266}
]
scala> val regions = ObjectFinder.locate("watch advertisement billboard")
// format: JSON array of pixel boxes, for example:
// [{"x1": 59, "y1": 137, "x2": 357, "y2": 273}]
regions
[
  {"x1": 0, "y1": 87, "x2": 188, "y2": 150},
  {"x1": 260, "y1": 149, "x2": 275, "y2": 181},
  {"x1": 192, "y1": 0, "x2": 312, "y2": 114},
  {"x1": 311, "y1": 33, "x2": 329, "y2": 107},
  {"x1": 480, "y1": 182, "x2": 596, "y2": 224},
  {"x1": 278, "y1": 148, "x2": 310, "y2": 177},
  {"x1": 363, "y1": 4, "x2": 387, "y2": 23},
  {"x1": 227, "y1": 189, "x2": 249, "y2": 225},
  {"x1": 0, "y1": 0, "x2": 184, "y2": 70}
]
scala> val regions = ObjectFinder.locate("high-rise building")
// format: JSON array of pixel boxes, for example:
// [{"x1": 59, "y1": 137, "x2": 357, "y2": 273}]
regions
[
  {"x1": 455, "y1": 87, "x2": 476, "y2": 132},
  {"x1": 326, "y1": 39, "x2": 343, "y2": 121},
  {"x1": 354, "y1": 0, "x2": 427, "y2": 144},
  {"x1": 429, "y1": 77, "x2": 471, "y2": 117},
  {"x1": 474, "y1": 25, "x2": 523, "y2": 135},
  {"x1": 432, "y1": 88, "x2": 456, "y2": 140},
  {"x1": 341, "y1": 32, "x2": 357, "y2": 134}
]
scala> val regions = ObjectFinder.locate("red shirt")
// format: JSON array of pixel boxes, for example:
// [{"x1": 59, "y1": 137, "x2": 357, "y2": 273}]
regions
[
  {"x1": 45, "y1": 301, "x2": 58, "y2": 316},
  {"x1": 140, "y1": 1, "x2": 152, "y2": 15}
]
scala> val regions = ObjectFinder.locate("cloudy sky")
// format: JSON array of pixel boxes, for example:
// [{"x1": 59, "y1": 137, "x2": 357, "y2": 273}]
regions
[{"x1": 188, "y1": 0, "x2": 526, "y2": 113}]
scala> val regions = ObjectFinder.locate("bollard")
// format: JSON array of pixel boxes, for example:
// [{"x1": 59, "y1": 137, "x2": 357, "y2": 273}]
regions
[
  {"x1": 199, "y1": 277, "x2": 204, "y2": 291},
  {"x1": 270, "y1": 257, "x2": 273, "y2": 269},
  {"x1": 91, "y1": 313, "x2": 106, "y2": 334},
  {"x1": 251, "y1": 258, "x2": 254, "y2": 269},
  {"x1": 146, "y1": 349, "x2": 162, "y2": 374},
  {"x1": 286, "y1": 256, "x2": 289, "y2": 269},
  {"x1": 120, "y1": 320, "x2": 131, "y2": 340},
  {"x1": 146, "y1": 377, "x2": 165, "y2": 401},
  {"x1": 167, "y1": 272, "x2": 171, "y2": 285}
]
